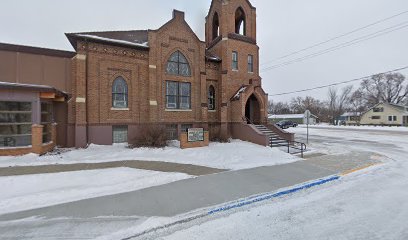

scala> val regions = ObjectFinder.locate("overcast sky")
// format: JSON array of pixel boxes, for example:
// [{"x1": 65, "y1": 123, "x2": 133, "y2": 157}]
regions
[{"x1": 1, "y1": 0, "x2": 407, "y2": 102}]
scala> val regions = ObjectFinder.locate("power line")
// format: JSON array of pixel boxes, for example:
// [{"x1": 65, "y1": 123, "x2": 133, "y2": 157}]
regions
[
  {"x1": 260, "y1": 10, "x2": 408, "y2": 66},
  {"x1": 268, "y1": 65, "x2": 408, "y2": 97},
  {"x1": 261, "y1": 22, "x2": 408, "y2": 72}
]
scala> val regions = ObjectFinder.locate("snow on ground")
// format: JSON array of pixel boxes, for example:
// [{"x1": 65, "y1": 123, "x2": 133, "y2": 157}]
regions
[
  {"x1": 0, "y1": 168, "x2": 190, "y2": 215},
  {"x1": 136, "y1": 127, "x2": 408, "y2": 240},
  {"x1": 0, "y1": 140, "x2": 299, "y2": 170},
  {"x1": 158, "y1": 163, "x2": 408, "y2": 240},
  {"x1": 299, "y1": 124, "x2": 408, "y2": 132}
]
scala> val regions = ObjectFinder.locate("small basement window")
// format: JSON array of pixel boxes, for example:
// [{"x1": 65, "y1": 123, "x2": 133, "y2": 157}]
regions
[
  {"x1": 112, "y1": 125, "x2": 128, "y2": 143},
  {"x1": 166, "y1": 124, "x2": 178, "y2": 140}
]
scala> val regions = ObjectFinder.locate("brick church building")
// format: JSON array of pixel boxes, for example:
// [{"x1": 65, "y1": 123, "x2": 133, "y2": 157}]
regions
[{"x1": 1, "y1": 0, "x2": 290, "y2": 155}]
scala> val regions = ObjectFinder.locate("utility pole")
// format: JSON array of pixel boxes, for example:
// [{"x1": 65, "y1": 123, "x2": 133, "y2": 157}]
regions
[{"x1": 305, "y1": 110, "x2": 310, "y2": 144}]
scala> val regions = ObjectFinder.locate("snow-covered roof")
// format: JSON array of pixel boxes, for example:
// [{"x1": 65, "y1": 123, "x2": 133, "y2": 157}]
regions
[
  {"x1": 269, "y1": 114, "x2": 304, "y2": 119},
  {"x1": 341, "y1": 112, "x2": 361, "y2": 117},
  {"x1": 268, "y1": 113, "x2": 318, "y2": 119},
  {"x1": 231, "y1": 86, "x2": 248, "y2": 101},
  {"x1": 75, "y1": 34, "x2": 149, "y2": 48}
]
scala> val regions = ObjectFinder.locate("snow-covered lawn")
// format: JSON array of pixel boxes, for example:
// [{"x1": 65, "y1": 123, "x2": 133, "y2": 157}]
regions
[
  {"x1": 0, "y1": 168, "x2": 190, "y2": 215},
  {"x1": 0, "y1": 140, "x2": 299, "y2": 170}
]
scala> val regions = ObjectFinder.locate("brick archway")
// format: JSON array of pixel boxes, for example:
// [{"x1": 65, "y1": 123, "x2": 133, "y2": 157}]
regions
[{"x1": 245, "y1": 94, "x2": 260, "y2": 124}]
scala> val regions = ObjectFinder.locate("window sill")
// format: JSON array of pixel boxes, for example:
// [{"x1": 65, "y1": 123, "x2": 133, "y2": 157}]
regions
[
  {"x1": 165, "y1": 109, "x2": 193, "y2": 112},
  {"x1": 208, "y1": 110, "x2": 217, "y2": 112},
  {"x1": 232, "y1": 69, "x2": 239, "y2": 72},
  {"x1": 248, "y1": 71, "x2": 254, "y2": 74},
  {"x1": 111, "y1": 108, "x2": 130, "y2": 111}
]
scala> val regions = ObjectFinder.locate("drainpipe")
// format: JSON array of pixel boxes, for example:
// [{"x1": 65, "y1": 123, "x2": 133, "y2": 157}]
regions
[{"x1": 85, "y1": 39, "x2": 90, "y2": 145}]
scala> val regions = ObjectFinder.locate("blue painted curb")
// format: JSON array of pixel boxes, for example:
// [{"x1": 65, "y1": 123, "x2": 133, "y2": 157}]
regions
[{"x1": 208, "y1": 175, "x2": 340, "y2": 215}]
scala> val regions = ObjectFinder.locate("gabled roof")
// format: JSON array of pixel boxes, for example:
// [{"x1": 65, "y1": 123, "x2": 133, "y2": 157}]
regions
[
  {"x1": 66, "y1": 30, "x2": 149, "y2": 51},
  {"x1": 363, "y1": 102, "x2": 408, "y2": 115},
  {"x1": 66, "y1": 10, "x2": 205, "y2": 52}
]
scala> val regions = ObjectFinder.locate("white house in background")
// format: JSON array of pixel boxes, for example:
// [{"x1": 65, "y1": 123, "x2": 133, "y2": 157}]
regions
[
  {"x1": 268, "y1": 113, "x2": 318, "y2": 125},
  {"x1": 338, "y1": 112, "x2": 361, "y2": 125},
  {"x1": 360, "y1": 102, "x2": 408, "y2": 126}
]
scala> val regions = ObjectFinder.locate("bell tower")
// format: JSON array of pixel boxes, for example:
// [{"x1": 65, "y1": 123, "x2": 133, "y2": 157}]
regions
[
  {"x1": 205, "y1": 0, "x2": 266, "y2": 138},
  {"x1": 205, "y1": 0, "x2": 257, "y2": 45}
]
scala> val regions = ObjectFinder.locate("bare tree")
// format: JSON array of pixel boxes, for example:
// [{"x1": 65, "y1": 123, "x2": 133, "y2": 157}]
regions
[
  {"x1": 268, "y1": 100, "x2": 291, "y2": 114},
  {"x1": 327, "y1": 85, "x2": 353, "y2": 125},
  {"x1": 360, "y1": 73, "x2": 408, "y2": 107},
  {"x1": 349, "y1": 90, "x2": 366, "y2": 113}
]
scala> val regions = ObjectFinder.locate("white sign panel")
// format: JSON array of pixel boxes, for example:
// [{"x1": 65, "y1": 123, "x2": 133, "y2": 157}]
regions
[{"x1": 188, "y1": 128, "x2": 204, "y2": 142}]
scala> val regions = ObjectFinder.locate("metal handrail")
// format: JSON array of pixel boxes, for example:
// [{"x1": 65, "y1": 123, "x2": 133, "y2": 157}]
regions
[
  {"x1": 270, "y1": 139, "x2": 307, "y2": 158},
  {"x1": 244, "y1": 118, "x2": 307, "y2": 158},
  {"x1": 242, "y1": 116, "x2": 256, "y2": 125}
]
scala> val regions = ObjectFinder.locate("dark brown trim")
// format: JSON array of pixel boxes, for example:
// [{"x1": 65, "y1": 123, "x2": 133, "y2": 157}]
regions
[
  {"x1": 0, "y1": 42, "x2": 76, "y2": 58},
  {"x1": 200, "y1": 71, "x2": 207, "y2": 75},
  {"x1": 0, "y1": 82, "x2": 68, "y2": 98},
  {"x1": 201, "y1": 103, "x2": 208, "y2": 107},
  {"x1": 221, "y1": 70, "x2": 228, "y2": 75},
  {"x1": 221, "y1": 103, "x2": 228, "y2": 107},
  {"x1": 227, "y1": 33, "x2": 257, "y2": 45}
]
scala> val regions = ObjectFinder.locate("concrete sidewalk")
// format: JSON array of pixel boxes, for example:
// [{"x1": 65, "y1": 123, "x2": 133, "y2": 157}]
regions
[
  {"x1": 0, "y1": 160, "x2": 225, "y2": 177},
  {"x1": 0, "y1": 151, "x2": 380, "y2": 222}
]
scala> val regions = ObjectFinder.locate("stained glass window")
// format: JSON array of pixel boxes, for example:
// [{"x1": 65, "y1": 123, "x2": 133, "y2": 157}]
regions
[
  {"x1": 166, "y1": 51, "x2": 191, "y2": 76},
  {"x1": 112, "y1": 77, "x2": 128, "y2": 108},
  {"x1": 166, "y1": 81, "x2": 191, "y2": 109}
]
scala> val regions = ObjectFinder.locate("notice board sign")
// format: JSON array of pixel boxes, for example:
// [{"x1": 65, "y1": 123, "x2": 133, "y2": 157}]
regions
[{"x1": 187, "y1": 128, "x2": 204, "y2": 142}]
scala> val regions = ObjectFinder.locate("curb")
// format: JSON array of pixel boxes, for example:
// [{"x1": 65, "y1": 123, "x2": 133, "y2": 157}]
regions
[
  {"x1": 124, "y1": 162, "x2": 381, "y2": 239},
  {"x1": 123, "y1": 175, "x2": 340, "y2": 240}
]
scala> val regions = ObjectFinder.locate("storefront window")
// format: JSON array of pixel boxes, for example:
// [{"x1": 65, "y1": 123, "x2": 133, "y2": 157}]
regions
[{"x1": 0, "y1": 102, "x2": 32, "y2": 147}]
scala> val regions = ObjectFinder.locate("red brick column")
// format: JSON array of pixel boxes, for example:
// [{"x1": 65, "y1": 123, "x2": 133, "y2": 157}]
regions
[
  {"x1": 31, "y1": 124, "x2": 44, "y2": 154},
  {"x1": 51, "y1": 123, "x2": 57, "y2": 144}
]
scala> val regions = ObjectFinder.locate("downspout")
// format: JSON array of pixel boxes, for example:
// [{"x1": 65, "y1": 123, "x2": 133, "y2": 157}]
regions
[{"x1": 85, "y1": 39, "x2": 90, "y2": 145}]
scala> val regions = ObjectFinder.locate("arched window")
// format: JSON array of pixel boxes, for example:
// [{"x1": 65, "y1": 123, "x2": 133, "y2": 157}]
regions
[
  {"x1": 235, "y1": 7, "x2": 246, "y2": 35},
  {"x1": 212, "y1": 12, "x2": 220, "y2": 40},
  {"x1": 208, "y1": 85, "x2": 216, "y2": 110},
  {"x1": 112, "y1": 77, "x2": 128, "y2": 108},
  {"x1": 166, "y1": 51, "x2": 191, "y2": 76}
]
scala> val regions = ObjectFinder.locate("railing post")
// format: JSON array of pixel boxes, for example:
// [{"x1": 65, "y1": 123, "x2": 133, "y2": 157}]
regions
[
  {"x1": 287, "y1": 140, "x2": 290, "y2": 153},
  {"x1": 301, "y1": 144, "x2": 304, "y2": 158}
]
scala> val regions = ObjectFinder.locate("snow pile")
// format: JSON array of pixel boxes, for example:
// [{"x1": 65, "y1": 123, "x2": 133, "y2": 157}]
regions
[
  {"x1": 0, "y1": 140, "x2": 299, "y2": 170},
  {"x1": 0, "y1": 168, "x2": 190, "y2": 215}
]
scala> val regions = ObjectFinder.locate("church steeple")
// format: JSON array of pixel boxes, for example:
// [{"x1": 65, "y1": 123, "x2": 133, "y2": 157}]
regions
[{"x1": 205, "y1": 0, "x2": 257, "y2": 46}]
